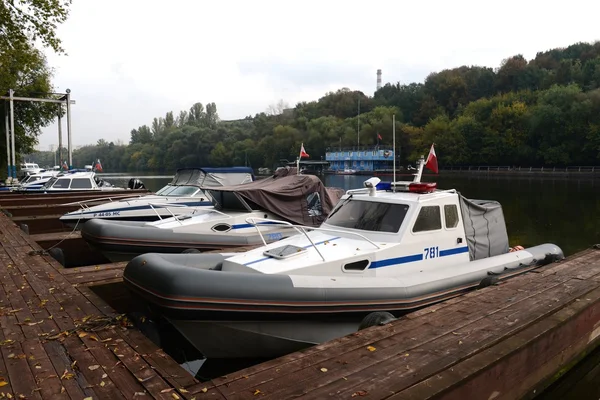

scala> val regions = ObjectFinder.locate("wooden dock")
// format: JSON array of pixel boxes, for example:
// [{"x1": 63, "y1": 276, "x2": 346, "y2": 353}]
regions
[
  {"x1": 1, "y1": 192, "x2": 600, "y2": 399},
  {"x1": 0, "y1": 212, "x2": 202, "y2": 399}
]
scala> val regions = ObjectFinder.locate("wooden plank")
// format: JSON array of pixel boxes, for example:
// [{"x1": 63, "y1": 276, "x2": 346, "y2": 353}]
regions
[
  {"x1": 249, "y1": 278, "x2": 598, "y2": 399},
  {"x1": 60, "y1": 262, "x2": 127, "y2": 276},
  {"x1": 90, "y1": 329, "x2": 176, "y2": 400},
  {"x1": 23, "y1": 338, "x2": 71, "y2": 400},
  {"x1": 43, "y1": 340, "x2": 98, "y2": 399},
  {"x1": 30, "y1": 231, "x2": 82, "y2": 243},
  {"x1": 116, "y1": 328, "x2": 199, "y2": 389},
  {"x1": 0, "y1": 212, "x2": 198, "y2": 399},
  {"x1": 395, "y1": 287, "x2": 600, "y2": 400},
  {"x1": 1, "y1": 342, "x2": 42, "y2": 399},
  {"x1": 64, "y1": 268, "x2": 124, "y2": 286}
]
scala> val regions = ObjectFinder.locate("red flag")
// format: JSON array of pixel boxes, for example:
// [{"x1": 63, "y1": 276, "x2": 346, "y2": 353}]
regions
[
  {"x1": 299, "y1": 143, "x2": 310, "y2": 158},
  {"x1": 425, "y1": 144, "x2": 438, "y2": 174},
  {"x1": 62, "y1": 161, "x2": 68, "y2": 171},
  {"x1": 95, "y1": 159, "x2": 103, "y2": 172},
  {"x1": 377, "y1": 133, "x2": 382, "y2": 141}
]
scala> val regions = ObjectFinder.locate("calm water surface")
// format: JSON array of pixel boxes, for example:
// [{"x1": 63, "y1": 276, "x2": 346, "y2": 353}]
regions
[{"x1": 102, "y1": 172, "x2": 600, "y2": 390}]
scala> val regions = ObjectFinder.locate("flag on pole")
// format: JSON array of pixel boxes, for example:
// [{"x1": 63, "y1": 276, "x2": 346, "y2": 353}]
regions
[
  {"x1": 377, "y1": 133, "x2": 382, "y2": 141},
  {"x1": 62, "y1": 160, "x2": 68, "y2": 171},
  {"x1": 299, "y1": 143, "x2": 310, "y2": 158},
  {"x1": 425, "y1": 143, "x2": 438, "y2": 174},
  {"x1": 95, "y1": 159, "x2": 103, "y2": 172}
]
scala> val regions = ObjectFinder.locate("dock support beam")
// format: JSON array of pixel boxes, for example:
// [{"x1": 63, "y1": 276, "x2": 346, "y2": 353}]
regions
[
  {"x1": 58, "y1": 106, "x2": 63, "y2": 168},
  {"x1": 1, "y1": 90, "x2": 75, "y2": 177},
  {"x1": 4, "y1": 106, "x2": 9, "y2": 181},
  {"x1": 9, "y1": 89, "x2": 16, "y2": 179},
  {"x1": 65, "y1": 89, "x2": 72, "y2": 168}
]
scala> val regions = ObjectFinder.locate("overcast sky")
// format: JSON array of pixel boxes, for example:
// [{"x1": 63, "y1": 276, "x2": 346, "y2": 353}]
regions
[{"x1": 37, "y1": 0, "x2": 600, "y2": 150}]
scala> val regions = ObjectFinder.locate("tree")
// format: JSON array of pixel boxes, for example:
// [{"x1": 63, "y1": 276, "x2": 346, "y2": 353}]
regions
[
  {"x1": 0, "y1": 43, "x2": 57, "y2": 173},
  {"x1": 0, "y1": 0, "x2": 71, "y2": 53},
  {"x1": 266, "y1": 99, "x2": 289, "y2": 116}
]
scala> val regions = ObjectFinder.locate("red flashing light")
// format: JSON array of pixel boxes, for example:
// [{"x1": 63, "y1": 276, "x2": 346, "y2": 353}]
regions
[{"x1": 408, "y1": 182, "x2": 437, "y2": 193}]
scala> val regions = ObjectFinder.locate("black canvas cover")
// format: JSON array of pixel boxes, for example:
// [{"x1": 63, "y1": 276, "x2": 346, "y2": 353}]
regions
[
  {"x1": 459, "y1": 194, "x2": 509, "y2": 260},
  {"x1": 207, "y1": 167, "x2": 344, "y2": 226}
]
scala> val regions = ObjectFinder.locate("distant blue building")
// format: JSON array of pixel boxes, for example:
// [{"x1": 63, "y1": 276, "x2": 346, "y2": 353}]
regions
[{"x1": 326, "y1": 147, "x2": 395, "y2": 172}]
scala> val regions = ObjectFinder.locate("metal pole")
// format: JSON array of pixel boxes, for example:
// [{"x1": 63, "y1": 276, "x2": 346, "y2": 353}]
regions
[
  {"x1": 392, "y1": 114, "x2": 396, "y2": 191},
  {"x1": 4, "y1": 105, "x2": 9, "y2": 180},
  {"x1": 357, "y1": 98, "x2": 360, "y2": 149},
  {"x1": 66, "y1": 91, "x2": 72, "y2": 168},
  {"x1": 57, "y1": 105, "x2": 63, "y2": 166},
  {"x1": 9, "y1": 89, "x2": 16, "y2": 179}
]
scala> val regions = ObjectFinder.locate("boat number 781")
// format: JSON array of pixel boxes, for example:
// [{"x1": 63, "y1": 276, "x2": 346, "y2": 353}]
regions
[{"x1": 424, "y1": 246, "x2": 439, "y2": 259}]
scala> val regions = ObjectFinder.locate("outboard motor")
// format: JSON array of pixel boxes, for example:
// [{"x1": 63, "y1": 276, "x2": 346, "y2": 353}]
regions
[{"x1": 128, "y1": 178, "x2": 146, "y2": 190}]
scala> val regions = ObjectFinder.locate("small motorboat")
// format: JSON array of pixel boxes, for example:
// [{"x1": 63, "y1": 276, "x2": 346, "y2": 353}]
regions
[
  {"x1": 17, "y1": 162, "x2": 43, "y2": 179},
  {"x1": 82, "y1": 168, "x2": 344, "y2": 262},
  {"x1": 123, "y1": 156, "x2": 564, "y2": 359},
  {"x1": 336, "y1": 168, "x2": 356, "y2": 175},
  {"x1": 11, "y1": 170, "x2": 61, "y2": 191},
  {"x1": 18, "y1": 170, "x2": 124, "y2": 193},
  {"x1": 60, "y1": 167, "x2": 254, "y2": 227}
]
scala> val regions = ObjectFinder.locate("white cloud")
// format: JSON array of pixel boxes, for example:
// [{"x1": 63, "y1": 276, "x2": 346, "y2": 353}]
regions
[{"x1": 36, "y1": 0, "x2": 600, "y2": 149}]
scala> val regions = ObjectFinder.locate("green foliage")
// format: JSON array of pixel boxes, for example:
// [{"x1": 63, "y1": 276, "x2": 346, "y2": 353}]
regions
[
  {"x1": 0, "y1": 0, "x2": 71, "y2": 53},
  {"x1": 0, "y1": 42, "x2": 57, "y2": 176},
  {"x1": 23, "y1": 40, "x2": 600, "y2": 172},
  {"x1": 0, "y1": 0, "x2": 71, "y2": 177}
]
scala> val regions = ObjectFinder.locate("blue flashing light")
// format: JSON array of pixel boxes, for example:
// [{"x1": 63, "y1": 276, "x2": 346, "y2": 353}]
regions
[{"x1": 376, "y1": 182, "x2": 392, "y2": 191}]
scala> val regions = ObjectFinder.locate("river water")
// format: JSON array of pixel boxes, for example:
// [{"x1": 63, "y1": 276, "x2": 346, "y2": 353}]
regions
[{"x1": 99, "y1": 172, "x2": 600, "y2": 393}]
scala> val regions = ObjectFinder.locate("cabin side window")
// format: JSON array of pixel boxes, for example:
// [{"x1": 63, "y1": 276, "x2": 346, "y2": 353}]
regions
[
  {"x1": 444, "y1": 205, "x2": 459, "y2": 229},
  {"x1": 412, "y1": 206, "x2": 442, "y2": 232},
  {"x1": 70, "y1": 178, "x2": 93, "y2": 189},
  {"x1": 53, "y1": 178, "x2": 71, "y2": 189}
]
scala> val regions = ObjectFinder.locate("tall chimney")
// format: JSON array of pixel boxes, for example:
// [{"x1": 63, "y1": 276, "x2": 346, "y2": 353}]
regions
[{"x1": 376, "y1": 69, "x2": 382, "y2": 90}]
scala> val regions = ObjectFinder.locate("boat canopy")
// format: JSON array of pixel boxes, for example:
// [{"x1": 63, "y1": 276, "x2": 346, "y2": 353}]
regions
[
  {"x1": 207, "y1": 167, "x2": 344, "y2": 226},
  {"x1": 458, "y1": 194, "x2": 509, "y2": 260},
  {"x1": 169, "y1": 167, "x2": 254, "y2": 188}
]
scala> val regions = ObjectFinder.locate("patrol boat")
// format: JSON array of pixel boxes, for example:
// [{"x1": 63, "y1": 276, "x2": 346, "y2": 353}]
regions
[{"x1": 123, "y1": 156, "x2": 563, "y2": 359}]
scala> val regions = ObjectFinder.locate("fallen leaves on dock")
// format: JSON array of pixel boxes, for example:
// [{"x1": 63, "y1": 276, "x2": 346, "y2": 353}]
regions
[
  {"x1": 352, "y1": 391, "x2": 368, "y2": 397},
  {"x1": 42, "y1": 314, "x2": 133, "y2": 341},
  {"x1": 366, "y1": 346, "x2": 376, "y2": 352},
  {"x1": 60, "y1": 369, "x2": 74, "y2": 380}
]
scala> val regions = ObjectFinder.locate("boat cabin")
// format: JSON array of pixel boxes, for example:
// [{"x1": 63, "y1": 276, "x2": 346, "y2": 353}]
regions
[
  {"x1": 225, "y1": 175, "x2": 509, "y2": 277},
  {"x1": 41, "y1": 171, "x2": 112, "y2": 191}
]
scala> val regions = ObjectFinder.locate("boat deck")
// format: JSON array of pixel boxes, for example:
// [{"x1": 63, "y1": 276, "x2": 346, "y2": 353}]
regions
[
  {"x1": 193, "y1": 247, "x2": 600, "y2": 399},
  {"x1": 0, "y1": 212, "x2": 202, "y2": 399}
]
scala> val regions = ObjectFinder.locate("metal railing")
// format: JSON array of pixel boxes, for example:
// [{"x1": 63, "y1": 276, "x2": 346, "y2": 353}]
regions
[
  {"x1": 148, "y1": 203, "x2": 226, "y2": 225},
  {"x1": 440, "y1": 166, "x2": 600, "y2": 173},
  {"x1": 245, "y1": 217, "x2": 381, "y2": 262},
  {"x1": 61, "y1": 194, "x2": 144, "y2": 209}
]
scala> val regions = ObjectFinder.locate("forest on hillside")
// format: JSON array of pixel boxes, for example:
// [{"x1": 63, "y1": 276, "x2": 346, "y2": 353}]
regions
[{"x1": 28, "y1": 41, "x2": 600, "y2": 172}]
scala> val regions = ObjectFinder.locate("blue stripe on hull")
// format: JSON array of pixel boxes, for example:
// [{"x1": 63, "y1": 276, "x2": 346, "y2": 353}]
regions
[
  {"x1": 439, "y1": 246, "x2": 470, "y2": 257},
  {"x1": 70, "y1": 201, "x2": 213, "y2": 216},
  {"x1": 369, "y1": 245, "x2": 469, "y2": 269}
]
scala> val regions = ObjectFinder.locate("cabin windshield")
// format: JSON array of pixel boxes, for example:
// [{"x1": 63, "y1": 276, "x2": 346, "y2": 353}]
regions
[
  {"x1": 42, "y1": 177, "x2": 58, "y2": 189},
  {"x1": 155, "y1": 185, "x2": 201, "y2": 197},
  {"x1": 325, "y1": 199, "x2": 409, "y2": 233}
]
